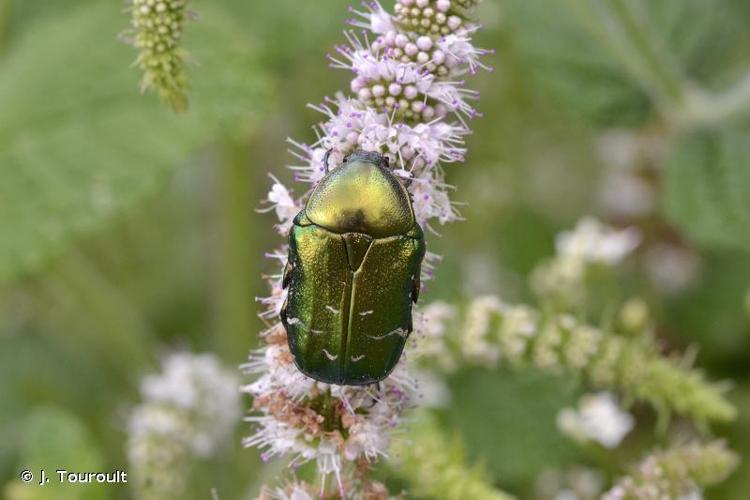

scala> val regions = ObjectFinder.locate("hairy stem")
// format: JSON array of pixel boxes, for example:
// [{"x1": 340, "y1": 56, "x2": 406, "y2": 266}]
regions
[
  {"x1": 604, "y1": 0, "x2": 685, "y2": 105},
  {"x1": 565, "y1": 0, "x2": 686, "y2": 113},
  {"x1": 679, "y1": 71, "x2": 750, "y2": 127}
]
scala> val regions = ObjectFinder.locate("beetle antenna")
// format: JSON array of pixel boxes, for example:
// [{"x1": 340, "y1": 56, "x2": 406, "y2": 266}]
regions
[{"x1": 323, "y1": 148, "x2": 334, "y2": 174}]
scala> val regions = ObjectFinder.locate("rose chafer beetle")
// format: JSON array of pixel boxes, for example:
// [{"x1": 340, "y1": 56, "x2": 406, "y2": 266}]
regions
[{"x1": 280, "y1": 150, "x2": 425, "y2": 385}]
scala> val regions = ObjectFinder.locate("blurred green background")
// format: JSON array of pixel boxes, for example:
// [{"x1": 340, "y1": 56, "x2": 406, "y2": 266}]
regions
[{"x1": 1, "y1": 0, "x2": 750, "y2": 498}]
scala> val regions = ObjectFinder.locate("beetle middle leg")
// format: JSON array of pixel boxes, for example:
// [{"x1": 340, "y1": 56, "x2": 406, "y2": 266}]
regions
[{"x1": 362, "y1": 382, "x2": 382, "y2": 409}]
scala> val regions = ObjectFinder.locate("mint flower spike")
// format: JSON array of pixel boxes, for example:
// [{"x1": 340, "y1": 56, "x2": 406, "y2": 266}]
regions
[
  {"x1": 247, "y1": 0, "x2": 491, "y2": 497},
  {"x1": 602, "y1": 441, "x2": 739, "y2": 500},
  {"x1": 127, "y1": 353, "x2": 241, "y2": 500},
  {"x1": 124, "y1": 0, "x2": 192, "y2": 111},
  {"x1": 415, "y1": 296, "x2": 736, "y2": 429},
  {"x1": 390, "y1": 411, "x2": 516, "y2": 500}
]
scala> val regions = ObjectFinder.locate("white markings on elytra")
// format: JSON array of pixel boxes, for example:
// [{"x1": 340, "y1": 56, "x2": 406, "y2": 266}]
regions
[
  {"x1": 325, "y1": 305, "x2": 340, "y2": 314},
  {"x1": 358, "y1": 310, "x2": 374, "y2": 316},
  {"x1": 351, "y1": 354, "x2": 365, "y2": 362},
  {"x1": 287, "y1": 317, "x2": 304, "y2": 327},
  {"x1": 366, "y1": 327, "x2": 409, "y2": 340},
  {"x1": 310, "y1": 329, "x2": 324, "y2": 335},
  {"x1": 322, "y1": 349, "x2": 338, "y2": 361}
]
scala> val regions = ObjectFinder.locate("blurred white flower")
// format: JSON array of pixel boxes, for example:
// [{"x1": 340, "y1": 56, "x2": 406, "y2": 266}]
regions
[
  {"x1": 533, "y1": 218, "x2": 640, "y2": 303},
  {"x1": 138, "y1": 352, "x2": 241, "y2": 457},
  {"x1": 557, "y1": 392, "x2": 634, "y2": 449},
  {"x1": 463, "y1": 295, "x2": 504, "y2": 364},
  {"x1": 598, "y1": 167, "x2": 655, "y2": 217},
  {"x1": 535, "y1": 467, "x2": 604, "y2": 500},
  {"x1": 413, "y1": 301, "x2": 458, "y2": 372},
  {"x1": 645, "y1": 243, "x2": 700, "y2": 295},
  {"x1": 556, "y1": 217, "x2": 641, "y2": 265},
  {"x1": 462, "y1": 252, "x2": 502, "y2": 295},
  {"x1": 596, "y1": 130, "x2": 643, "y2": 171},
  {"x1": 595, "y1": 129, "x2": 666, "y2": 173},
  {"x1": 411, "y1": 368, "x2": 452, "y2": 408}
]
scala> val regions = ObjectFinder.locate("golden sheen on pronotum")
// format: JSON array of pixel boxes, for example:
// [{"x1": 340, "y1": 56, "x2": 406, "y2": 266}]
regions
[{"x1": 280, "y1": 150, "x2": 425, "y2": 385}]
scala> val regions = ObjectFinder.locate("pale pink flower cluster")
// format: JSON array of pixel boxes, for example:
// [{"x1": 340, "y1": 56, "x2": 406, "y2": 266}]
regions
[{"x1": 247, "y1": 0, "x2": 489, "y2": 495}]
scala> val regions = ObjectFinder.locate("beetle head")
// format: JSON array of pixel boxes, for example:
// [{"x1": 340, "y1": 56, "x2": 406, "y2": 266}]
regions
[
  {"x1": 343, "y1": 150, "x2": 390, "y2": 169},
  {"x1": 342, "y1": 151, "x2": 415, "y2": 189}
]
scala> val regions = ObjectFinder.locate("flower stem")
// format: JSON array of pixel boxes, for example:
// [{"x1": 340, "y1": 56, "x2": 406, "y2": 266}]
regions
[
  {"x1": 570, "y1": 0, "x2": 750, "y2": 127},
  {"x1": 44, "y1": 250, "x2": 155, "y2": 378},
  {"x1": 214, "y1": 137, "x2": 259, "y2": 362},
  {"x1": 0, "y1": 0, "x2": 9, "y2": 53},
  {"x1": 678, "y1": 71, "x2": 750, "y2": 127}
]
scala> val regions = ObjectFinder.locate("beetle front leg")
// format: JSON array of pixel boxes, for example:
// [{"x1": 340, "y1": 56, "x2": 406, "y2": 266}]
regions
[
  {"x1": 280, "y1": 296, "x2": 289, "y2": 329},
  {"x1": 411, "y1": 269, "x2": 421, "y2": 304},
  {"x1": 282, "y1": 259, "x2": 293, "y2": 289}
]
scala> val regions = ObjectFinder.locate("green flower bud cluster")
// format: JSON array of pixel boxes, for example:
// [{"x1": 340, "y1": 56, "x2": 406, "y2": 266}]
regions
[
  {"x1": 391, "y1": 412, "x2": 516, "y2": 500},
  {"x1": 126, "y1": 0, "x2": 191, "y2": 111},
  {"x1": 602, "y1": 441, "x2": 739, "y2": 499},
  {"x1": 392, "y1": 0, "x2": 472, "y2": 37}
]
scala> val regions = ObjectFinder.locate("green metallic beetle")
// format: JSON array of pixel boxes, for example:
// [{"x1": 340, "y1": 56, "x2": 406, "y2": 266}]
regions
[{"x1": 280, "y1": 150, "x2": 425, "y2": 385}]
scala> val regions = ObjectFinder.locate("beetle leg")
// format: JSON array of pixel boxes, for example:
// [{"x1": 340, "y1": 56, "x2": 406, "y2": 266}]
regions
[
  {"x1": 411, "y1": 270, "x2": 421, "y2": 304},
  {"x1": 363, "y1": 383, "x2": 382, "y2": 408},
  {"x1": 280, "y1": 296, "x2": 289, "y2": 329},
  {"x1": 282, "y1": 260, "x2": 293, "y2": 289},
  {"x1": 323, "y1": 148, "x2": 334, "y2": 173}
]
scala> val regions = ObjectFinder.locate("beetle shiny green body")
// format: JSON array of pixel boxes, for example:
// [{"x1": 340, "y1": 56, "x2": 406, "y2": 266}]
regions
[{"x1": 280, "y1": 151, "x2": 425, "y2": 385}]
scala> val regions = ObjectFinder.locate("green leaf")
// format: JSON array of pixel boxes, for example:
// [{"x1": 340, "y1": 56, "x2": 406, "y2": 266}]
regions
[
  {"x1": 664, "y1": 128, "x2": 750, "y2": 251},
  {"x1": 668, "y1": 252, "x2": 750, "y2": 362},
  {"x1": 0, "y1": 2, "x2": 272, "y2": 282},
  {"x1": 444, "y1": 367, "x2": 581, "y2": 486},
  {"x1": 4, "y1": 407, "x2": 107, "y2": 500},
  {"x1": 503, "y1": 0, "x2": 651, "y2": 127},
  {"x1": 644, "y1": 0, "x2": 743, "y2": 86},
  {"x1": 503, "y1": 0, "x2": 744, "y2": 126}
]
